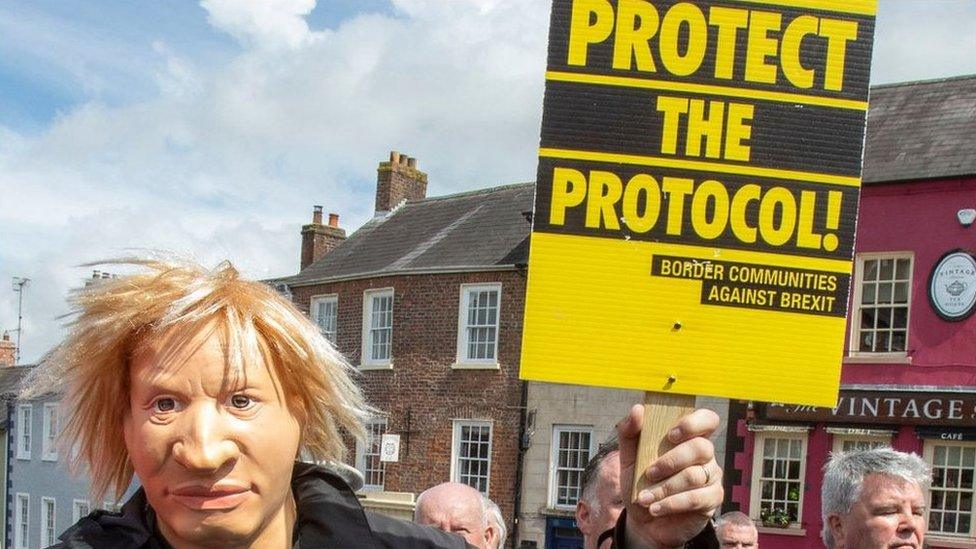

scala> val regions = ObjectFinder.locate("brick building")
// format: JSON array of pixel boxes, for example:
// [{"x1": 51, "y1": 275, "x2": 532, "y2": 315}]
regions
[
  {"x1": 276, "y1": 152, "x2": 534, "y2": 534},
  {"x1": 276, "y1": 151, "x2": 733, "y2": 549},
  {"x1": 723, "y1": 75, "x2": 976, "y2": 548}
]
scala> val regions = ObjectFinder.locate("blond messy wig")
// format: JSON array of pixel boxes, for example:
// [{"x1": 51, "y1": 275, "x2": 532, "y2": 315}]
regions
[{"x1": 21, "y1": 257, "x2": 368, "y2": 502}]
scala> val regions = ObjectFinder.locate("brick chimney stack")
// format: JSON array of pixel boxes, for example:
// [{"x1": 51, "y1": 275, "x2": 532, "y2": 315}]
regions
[
  {"x1": 301, "y1": 205, "x2": 346, "y2": 271},
  {"x1": 0, "y1": 331, "x2": 16, "y2": 367},
  {"x1": 375, "y1": 150, "x2": 427, "y2": 213}
]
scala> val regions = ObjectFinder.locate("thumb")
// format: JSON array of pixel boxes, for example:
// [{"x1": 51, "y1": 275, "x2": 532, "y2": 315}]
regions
[{"x1": 617, "y1": 404, "x2": 643, "y2": 475}]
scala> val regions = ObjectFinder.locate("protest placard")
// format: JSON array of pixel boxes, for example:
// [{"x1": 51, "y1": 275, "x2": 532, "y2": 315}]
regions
[
  {"x1": 522, "y1": 0, "x2": 876, "y2": 408},
  {"x1": 521, "y1": 1, "x2": 878, "y2": 495}
]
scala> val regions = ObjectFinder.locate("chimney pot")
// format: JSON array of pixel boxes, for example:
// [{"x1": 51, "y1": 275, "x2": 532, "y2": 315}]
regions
[
  {"x1": 374, "y1": 150, "x2": 428, "y2": 213},
  {"x1": 93, "y1": 270, "x2": 101, "y2": 278},
  {"x1": 102, "y1": 272, "x2": 110, "y2": 279},
  {"x1": 2, "y1": 332, "x2": 8, "y2": 342},
  {"x1": 312, "y1": 205, "x2": 323, "y2": 225},
  {"x1": 328, "y1": 213, "x2": 339, "y2": 228}
]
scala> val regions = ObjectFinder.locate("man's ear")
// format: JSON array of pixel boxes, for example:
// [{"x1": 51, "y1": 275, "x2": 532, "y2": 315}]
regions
[
  {"x1": 827, "y1": 515, "x2": 845, "y2": 548},
  {"x1": 484, "y1": 523, "x2": 497, "y2": 548},
  {"x1": 576, "y1": 501, "x2": 591, "y2": 535}
]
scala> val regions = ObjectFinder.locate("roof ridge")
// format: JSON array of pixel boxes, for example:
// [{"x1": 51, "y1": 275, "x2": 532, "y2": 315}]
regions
[
  {"x1": 408, "y1": 181, "x2": 534, "y2": 204},
  {"x1": 871, "y1": 73, "x2": 976, "y2": 90}
]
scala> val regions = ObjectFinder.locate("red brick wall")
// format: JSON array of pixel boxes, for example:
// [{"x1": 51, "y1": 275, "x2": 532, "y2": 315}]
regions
[
  {"x1": 300, "y1": 224, "x2": 345, "y2": 270},
  {"x1": 290, "y1": 270, "x2": 526, "y2": 522},
  {"x1": 375, "y1": 163, "x2": 428, "y2": 212}
]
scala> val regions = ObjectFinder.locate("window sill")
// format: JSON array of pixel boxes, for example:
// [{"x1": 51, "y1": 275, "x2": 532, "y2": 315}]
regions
[
  {"x1": 844, "y1": 354, "x2": 912, "y2": 365},
  {"x1": 543, "y1": 507, "x2": 577, "y2": 518},
  {"x1": 16, "y1": 455, "x2": 30, "y2": 461},
  {"x1": 358, "y1": 362, "x2": 393, "y2": 371},
  {"x1": 925, "y1": 535, "x2": 976, "y2": 548},
  {"x1": 755, "y1": 526, "x2": 806, "y2": 536},
  {"x1": 451, "y1": 362, "x2": 501, "y2": 370},
  {"x1": 42, "y1": 456, "x2": 58, "y2": 462}
]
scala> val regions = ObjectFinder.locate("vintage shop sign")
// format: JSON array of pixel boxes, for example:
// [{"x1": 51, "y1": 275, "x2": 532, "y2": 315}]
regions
[
  {"x1": 929, "y1": 250, "x2": 976, "y2": 321},
  {"x1": 764, "y1": 390, "x2": 976, "y2": 427},
  {"x1": 521, "y1": 0, "x2": 877, "y2": 406}
]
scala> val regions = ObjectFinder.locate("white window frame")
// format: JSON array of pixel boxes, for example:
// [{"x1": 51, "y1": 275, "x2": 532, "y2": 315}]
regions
[
  {"x1": 72, "y1": 499, "x2": 91, "y2": 522},
  {"x1": 356, "y1": 418, "x2": 388, "y2": 492},
  {"x1": 548, "y1": 425, "x2": 595, "y2": 510},
  {"x1": 43, "y1": 402, "x2": 58, "y2": 461},
  {"x1": 749, "y1": 430, "x2": 808, "y2": 528},
  {"x1": 849, "y1": 252, "x2": 914, "y2": 358},
  {"x1": 15, "y1": 493, "x2": 29, "y2": 549},
  {"x1": 17, "y1": 404, "x2": 32, "y2": 460},
  {"x1": 361, "y1": 288, "x2": 394, "y2": 369},
  {"x1": 451, "y1": 419, "x2": 493, "y2": 495},
  {"x1": 829, "y1": 430, "x2": 892, "y2": 454},
  {"x1": 310, "y1": 294, "x2": 339, "y2": 345},
  {"x1": 41, "y1": 497, "x2": 57, "y2": 547},
  {"x1": 923, "y1": 440, "x2": 976, "y2": 540},
  {"x1": 454, "y1": 283, "x2": 502, "y2": 369}
]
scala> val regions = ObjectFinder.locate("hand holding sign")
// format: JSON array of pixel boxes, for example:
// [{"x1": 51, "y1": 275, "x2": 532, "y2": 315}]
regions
[{"x1": 618, "y1": 405, "x2": 722, "y2": 548}]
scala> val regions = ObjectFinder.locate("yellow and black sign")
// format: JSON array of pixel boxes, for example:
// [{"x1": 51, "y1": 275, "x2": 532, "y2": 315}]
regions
[{"x1": 520, "y1": 0, "x2": 876, "y2": 406}]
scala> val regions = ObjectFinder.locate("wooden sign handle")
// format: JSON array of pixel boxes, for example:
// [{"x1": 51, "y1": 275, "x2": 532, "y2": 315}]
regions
[{"x1": 631, "y1": 391, "x2": 698, "y2": 502}]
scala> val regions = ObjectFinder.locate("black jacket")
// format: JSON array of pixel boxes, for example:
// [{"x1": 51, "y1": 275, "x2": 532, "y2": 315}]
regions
[
  {"x1": 52, "y1": 462, "x2": 468, "y2": 548},
  {"x1": 51, "y1": 462, "x2": 717, "y2": 548}
]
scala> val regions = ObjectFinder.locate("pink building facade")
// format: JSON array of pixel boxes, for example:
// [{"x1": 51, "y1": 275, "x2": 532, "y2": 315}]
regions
[{"x1": 725, "y1": 75, "x2": 976, "y2": 549}]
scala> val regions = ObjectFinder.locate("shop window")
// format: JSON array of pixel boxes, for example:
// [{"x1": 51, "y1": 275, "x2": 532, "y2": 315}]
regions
[
  {"x1": 924, "y1": 441, "x2": 976, "y2": 538},
  {"x1": 750, "y1": 431, "x2": 807, "y2": 526},
  {"x1": 452, "y1": 420, "x2": 492, "y2": 495},
  {"x1": 549, "y1": 425, "x2": 594, "y2": 509},
  {"x1": 455, "y1": 284, "x2": 501, "y2": 367},
  {"x1": 361, "y1": 288, "x2": 393, "y2": 368},
  {"x1": 829, "y1": 430, "x2": 892, "y2": 454},
  {"x1": 310, "y1": 294, "x2": 338, "y2": 344},
  {"x1": 850, "y1": 253, "x2": 913, "y2": 355},
  {"x1": 356, "y1": 418, "x2": 387, "y2": 491}
]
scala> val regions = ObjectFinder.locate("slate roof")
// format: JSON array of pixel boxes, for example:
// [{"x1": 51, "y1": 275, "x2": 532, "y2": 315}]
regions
[
  {"x1": 0, "y1": 365, "x2": 32, "y2": 429},
  {"x1": 285, "y1": 182, "x2": 534, "y2": 286},
  {"x1": 863, "y1": 74, "x2": 976, "y2": 184}
]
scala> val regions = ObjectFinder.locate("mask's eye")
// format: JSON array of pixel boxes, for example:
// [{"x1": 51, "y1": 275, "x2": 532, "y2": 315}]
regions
[
  {"x1": 229, "y1": 394, "x2": 253, "y2": 409},
  {"x1": 153, "y1": 398, "x2": 178, "y2": 413}
]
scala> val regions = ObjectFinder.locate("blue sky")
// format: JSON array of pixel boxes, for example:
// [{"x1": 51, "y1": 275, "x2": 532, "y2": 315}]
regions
[
  {"x1": 1, "y1": 0, "x2": 975, "y2": 363},
  {"x1": 0, "y1": 0, "x2": 397, "y2": 132}
]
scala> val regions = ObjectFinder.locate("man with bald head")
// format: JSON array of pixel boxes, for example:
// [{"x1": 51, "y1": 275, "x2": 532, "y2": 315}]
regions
[{"x1": 415, "y1": 483, "x2": 497, "y2": 549}]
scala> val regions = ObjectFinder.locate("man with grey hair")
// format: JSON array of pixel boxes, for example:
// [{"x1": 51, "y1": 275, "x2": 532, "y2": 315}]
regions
[
  {"x1": 415, "y1": 482, "x2": 497, "y2": 549},
  {"x1": 576, "y1": 438, "x2": 625, "y2": 549},
  {"x1": 713, "y1": 511, "x2": 757, "y2": 548},
  {"x1": 484, "y1": 497, "x2": 507, "y2": 549},
  {"x1": 821, "y1": 447, "x2": 931, "y2": 548}
]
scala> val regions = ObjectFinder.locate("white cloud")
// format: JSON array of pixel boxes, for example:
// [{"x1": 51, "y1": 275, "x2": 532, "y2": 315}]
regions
[
  {"x1": 0, "y1": 0, "x2": 550, "y2": 362},
  {"x1": 201, "y1": 0, "x2": 317, "y2": 50}
]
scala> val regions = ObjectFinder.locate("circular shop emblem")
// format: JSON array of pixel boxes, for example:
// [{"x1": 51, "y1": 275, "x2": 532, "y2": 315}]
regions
[{"x1": 929, "y1": 250, "x2": 976, "y2": 321}]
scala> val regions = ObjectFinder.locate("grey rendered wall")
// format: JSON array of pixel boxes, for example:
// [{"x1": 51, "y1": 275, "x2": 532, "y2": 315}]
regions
[{"x1": 7, "y1": 396, "x2": 137, "y2": 549}]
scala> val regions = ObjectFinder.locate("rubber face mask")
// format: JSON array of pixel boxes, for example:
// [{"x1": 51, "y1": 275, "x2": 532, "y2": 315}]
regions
[{"x1": 123, "y1": 328, "x2": 303, "y2": 548}]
